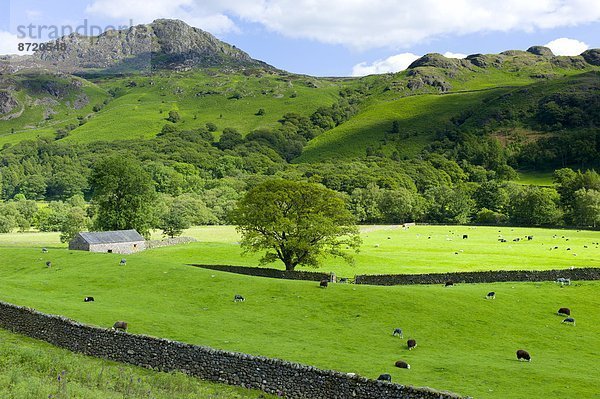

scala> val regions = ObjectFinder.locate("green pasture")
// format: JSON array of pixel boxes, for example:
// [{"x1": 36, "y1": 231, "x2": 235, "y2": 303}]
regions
[
  {"x1": 0, "y1": 241, "x2": 598, "y2": 399},
  {"x1": 0, "y1": 329, "x2": 272, "y2": 398},
  {"x1": 3, "y1": 225, "x2": 600, "y2": 276}
]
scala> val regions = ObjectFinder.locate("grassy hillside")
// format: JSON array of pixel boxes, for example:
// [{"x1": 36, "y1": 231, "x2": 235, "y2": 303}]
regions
[
  {"x1": 0, "y1": 329, "x2": 273, "y2": 398},
  {"x1": 0, "y1": 70, "x2": 344, "y2": 146},
  {"x1": 0, "y1": 237, "x2": 598, "y2": 398}
]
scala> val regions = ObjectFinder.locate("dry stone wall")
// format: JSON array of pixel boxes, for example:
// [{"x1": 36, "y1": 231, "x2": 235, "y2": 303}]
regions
[
  {"x1": 190, "y1": 264, "x2": 331, "y2": 281},
  {"x1": 354, "y1": 267, "x2": 600, "y2": 285},
  {"x1": 0, "y1": 300, "x2": 464, "y2": 399}
]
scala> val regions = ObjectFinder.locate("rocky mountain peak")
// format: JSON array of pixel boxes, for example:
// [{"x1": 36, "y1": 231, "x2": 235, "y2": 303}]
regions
[{"x1": 27, "y1": 19, "x2": 272, "y2": 73}]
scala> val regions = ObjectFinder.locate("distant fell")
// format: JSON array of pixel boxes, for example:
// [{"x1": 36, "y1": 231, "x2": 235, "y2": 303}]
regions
[{"x1": 19, "y1": 19, "x2": 273, "y2": 73}]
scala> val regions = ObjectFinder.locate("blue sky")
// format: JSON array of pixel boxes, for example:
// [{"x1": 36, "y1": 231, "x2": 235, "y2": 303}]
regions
[{"x1": 1, "y1": 0, "x2": 599, "y2": 76}]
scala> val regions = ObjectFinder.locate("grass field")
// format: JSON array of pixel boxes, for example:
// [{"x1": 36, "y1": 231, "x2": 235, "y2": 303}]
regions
[
  {"x1": 1, "y1": 225, "x2": 599, "y2": 398},
  {"x1": 0, "y1": 329, "x2": 272, "y2": 398},
  {"x1": 3, "y1": 225, "x2": 600, "y2": 276}
]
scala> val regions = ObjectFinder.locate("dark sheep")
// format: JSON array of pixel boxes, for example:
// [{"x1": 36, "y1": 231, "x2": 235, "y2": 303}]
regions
[
  {"x1": 377, "y1": 373, "x2": 392, "y2": 381},
  {"x1": 527, "y1": 236, "x2": 533, "y2": 241},
  {"x1": 320, "y1": 280, "x2": 328, "y2": 288},
  {"x1": 445, "y1": 281, "x2": 454, "y2": 287},
  {"x1": 395, "y1": 360, "x2": 410, "y2": 369},
  {"x1": 407, "y1": 339, "x2": 417, "y2": 350},
  {"x1": 557, "y1": 307, "x2": 571, "y2": 316},
  {"x1": 119, "y1": 258, "x2": 127, "y2": 265},
  {"x1": 45, "y1": 261, "x2": 52, "y2": 268},
  {"x1": 392, "y1": 328, "x2": 403, "y2": 338},
  {"x1": 462, "y1": 234, "x2": 468, "y2": 239},
  {"x1": 42, "y1": 248, "x2": 48, "y2": 253},
  {"x1": 83, "y1": 296, "x2": 94, "y2": 302},
  {"x1": 486, "y1": 291, "x2": 496, "y2": 299},
  {"x1": 562, "y1": 317, "x2": 576, "y2": 326},
  {"x1": 234, "y1": 294, "x2": 245, "y2": 302},
  {"x1": 516, "y1": 349, "x2": 531, "y2": 362},
  {"x1": 112, "y1": 321, "x2": 128, "y2": 331},
  {"x1": 513, "y1": 238, "x2": 520, "y2": 242}
]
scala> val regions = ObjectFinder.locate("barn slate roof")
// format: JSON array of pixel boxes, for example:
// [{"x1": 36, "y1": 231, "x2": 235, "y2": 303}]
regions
[{"x1": 77, "y1": 230, "x2": 144, "y2": 244}]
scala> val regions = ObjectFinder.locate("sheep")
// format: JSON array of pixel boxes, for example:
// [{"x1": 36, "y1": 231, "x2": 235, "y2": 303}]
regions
[
  {"x1": 45, "y1": 261, "x2": 52, "y2": 268},
  {"x1": 395, "y1": 360, "x2": 410, "y2": 369},
  {"x1": 407, "y1": 339, "x2": 417, "y2": 350},
  {"x1": 562, "y1": 317, "x2": 576, "y2": 326},
  {"x1": 42, "y1": 248, "x2": 48, "y2": 253},
  {"x1": 112, "y1": 321, "x2": 128, "y2": 331},
  {"x1": 119, "y1": 258, "x2": 127, "y2": 266},
  {"x1": 377, "y1": 373, "x2": 392, "y2": 381},
  {"x1": 233, "y1": 294, "x2": 245, "y2": 302},
  {"x1": 556, "y1": 278, "x2": 571, "y2": 286},
  {"x1": 392, "y1": 328, "x2": 403, "y2": 338},
  {"x1": 319, "y1": 280, "x2": 328, "y2": 288},
  {"x1": 486, "y1": 292, "x2": 496, "y2": 299},
  {"x1": 445, "y1": 281, "x2": 454, "y2": 287},
  {"x1": 557, "y1": 307, "x2": 571, "y2": 316},
  {"x1": 516, "y1": 349, "x2": 531, "y2": 362},
  {"x1": 527, "y1": 236, "x2": 534, "y2": 241},
  {"x1": 462, "y1": 234, "x2": 468, "y2": 239},
  {"x1": 83, "y1": 296, "x2": 94, "y2": 302}
]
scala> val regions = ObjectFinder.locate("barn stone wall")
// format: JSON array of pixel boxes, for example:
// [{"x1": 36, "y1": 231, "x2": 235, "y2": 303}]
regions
[
  {"x1": 88, "y1": 241, "x2": 146, "y2": 254},
  {"x1": 190, "y1": 264, "x2": 332, "y2": 281},
  {"x1": 354, "y1": 267, "x2": 600, "y2": 285},
  {"x1": 0, "y1": 300, "x2": 464, "y2": 399}
]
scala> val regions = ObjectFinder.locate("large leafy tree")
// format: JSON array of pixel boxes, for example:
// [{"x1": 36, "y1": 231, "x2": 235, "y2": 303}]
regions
[
  {"x1": 232, "y1": 179, "x2": 361, "y2": 271},
  {"x1": 90, "y1": 156, "x2": 157, "y2": 237}
]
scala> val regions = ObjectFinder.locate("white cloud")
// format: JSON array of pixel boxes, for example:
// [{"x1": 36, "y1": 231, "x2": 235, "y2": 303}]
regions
[
  {"x1": 85, "y1": 0, "x2": 237, "y2": 34},
  {"x1": 84, "y1": 0, "x2": 600, "y2": 50},
  {"x1": 443, "y1": 52, "x2": 467, "y2": 59},
  {"x1": 0, "y1": 31, "x2": 34, "y2": 55},
  {"x1": 544, "y1": 37, "x2": 589, "y2": 55},
  {"x1": 352, "y1": 53, "x2": 420, "y2": 76}
]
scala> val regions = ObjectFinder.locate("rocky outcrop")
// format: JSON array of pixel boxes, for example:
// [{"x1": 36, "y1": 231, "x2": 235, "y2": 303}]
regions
[
  {"x1": 32, "y1": 19, "x2": 272, "y2": 72},
  {"x1": 0, "y1": 91, "x2": 18, "y2": 114},
  {"x1": 581, "y1": 49, "x2": 600, "y2": 66},
  {"x1": 527, "y1": 46, "x2": 554, "y2": 57},
  {"x1": 407, "y1": 53, "x2": 461, "y2": 69}
]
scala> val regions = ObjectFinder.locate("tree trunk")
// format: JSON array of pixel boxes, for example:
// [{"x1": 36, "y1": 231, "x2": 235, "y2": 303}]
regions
[{"x1": 284, "y1": 261, "x2": 296, "y2": 271}]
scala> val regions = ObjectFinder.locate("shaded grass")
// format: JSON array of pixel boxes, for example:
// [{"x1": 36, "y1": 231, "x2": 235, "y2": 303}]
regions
[{"x1": 0, "y1": 328, "x2": 273, "y2": 398}]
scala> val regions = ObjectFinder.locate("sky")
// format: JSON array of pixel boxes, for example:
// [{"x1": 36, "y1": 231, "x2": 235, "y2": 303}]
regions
[{"x1": 1, "y1": 0, "x2": 600, "y2": 76}]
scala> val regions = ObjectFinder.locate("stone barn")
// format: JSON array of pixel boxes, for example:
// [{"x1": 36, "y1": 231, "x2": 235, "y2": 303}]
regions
[{"x1": 69, "y1": 230, "x2": 146, "y2": 254}]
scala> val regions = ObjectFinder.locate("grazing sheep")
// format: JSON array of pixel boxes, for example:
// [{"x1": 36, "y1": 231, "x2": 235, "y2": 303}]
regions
[
  {"x1": 119, "y1": 258, "x2": 127, "y2": 266},
  {"x1": 83, "y1": 296, "x2": 94, "y2": 302},
  {"x1": 42, "y1": 248, "x2": 48, "y2": 253},
  {"x1": 516, "y1": 349, "x2": 531, "y2": 362},
  {"x1": 513, "y1": 238, "x2": 520, "y2": 242},
  {"x1": 377, "y1": 373, "x2": 392, "y2": 381},
  {"x1": 556, "y1": 278, "x2": 571, "y2": 286},
  {"x1": 445, "y1": 281, "x2": 454, "y2": 287},
  {"x1": 112, "y1": 321, "x2": 128, "y2": 331},
  {"x1": 527, "y1": 236, "x2": 533, "y2": 241},
  {"x1": 486, "y1": 291, "x2": 496, "y2": 299},
  {"x1": 319, "y1": 280, "x2": 329, "y2": 288},
  {"x1": 395, "y1": 360, "x2": 410, "y2": 369},
  {"x1": 407, "y1": 339, "x2": 417, "y2": 350},
  {"x1": 45, "y1": 261, "x2": 52, "y2": 268},
  {"x1": 557, "y1": 307, "x2": 571, "y2": 316},
  {"x1": 562, "y1": 317, "x2": 576, "y2": 326},
  {"x1": 233, "y1": 294, "x2": 245, "y2": 302},
  {"x1": 462, "y1": 234, "x2": 468, "y2": 239},
  {"x1": 392, "y1": 328, "x2": 403, "y2": 338}
]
